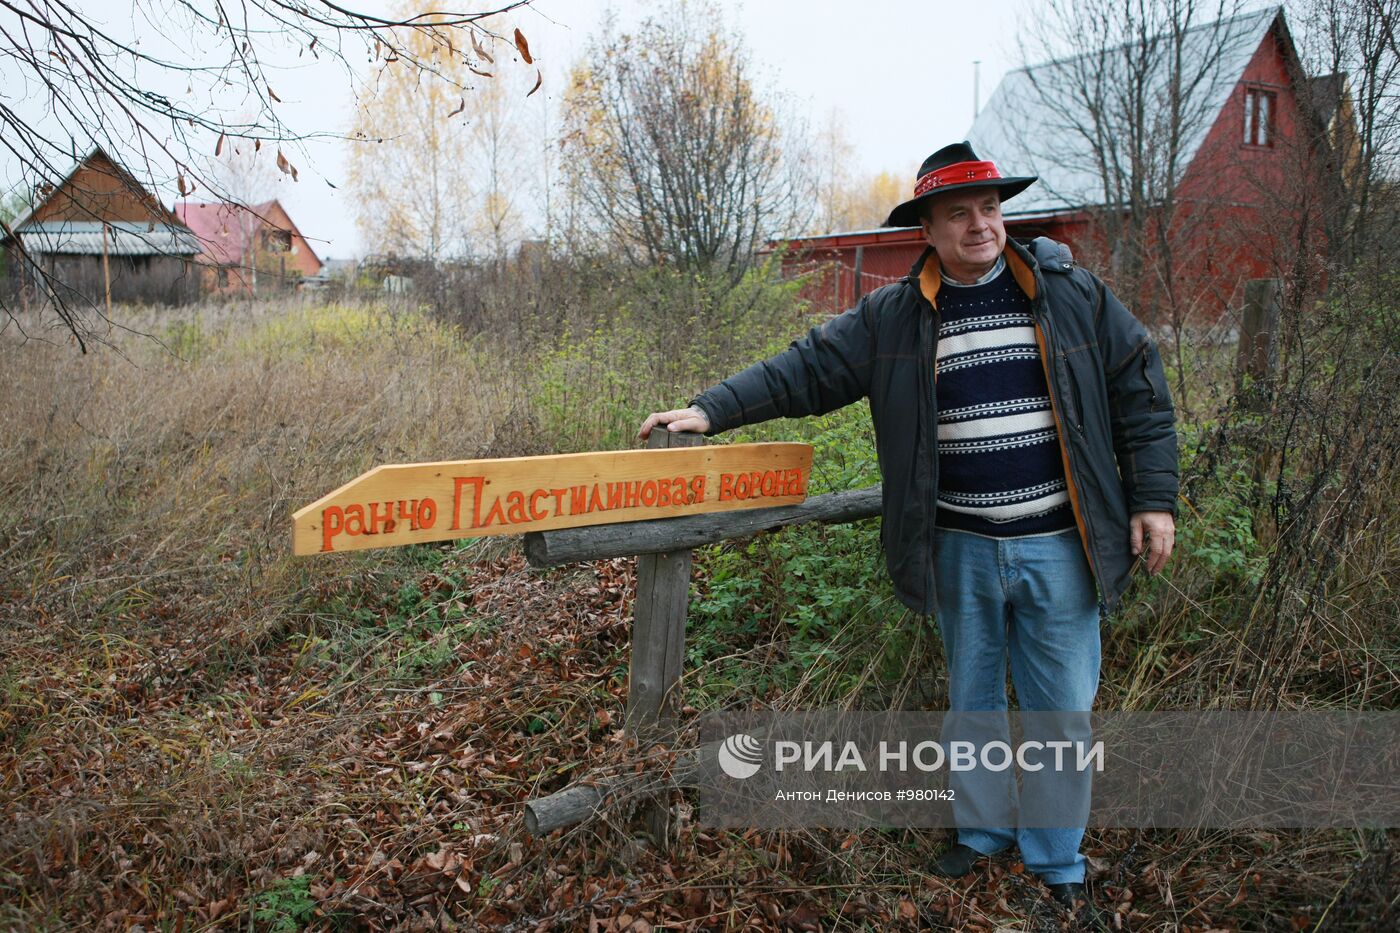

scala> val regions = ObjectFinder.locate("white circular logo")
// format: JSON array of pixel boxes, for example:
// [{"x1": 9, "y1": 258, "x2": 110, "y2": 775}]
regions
[{"x1": 717, "y1": 733, "x2": 764, "y2": 779}]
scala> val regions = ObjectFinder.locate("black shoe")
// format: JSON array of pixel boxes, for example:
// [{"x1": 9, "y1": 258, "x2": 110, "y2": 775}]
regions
[
  {"x1": 1046, "y1": 881, "x2": 1089, "y2": 913},
  {"x1": 930, "y1": 843, "x2": 984, "y2": 877}
]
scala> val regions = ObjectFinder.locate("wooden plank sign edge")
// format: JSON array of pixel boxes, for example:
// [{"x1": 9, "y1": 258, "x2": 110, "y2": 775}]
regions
[{"x1": 292, "y1": 442, "x2": 814, "y2": 556}]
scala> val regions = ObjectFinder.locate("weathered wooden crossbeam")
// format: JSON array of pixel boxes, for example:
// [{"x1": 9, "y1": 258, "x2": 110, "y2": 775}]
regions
[
  {"x1": 523, "y1": 746, "x2": 716, "y2": 837},
  {"x1": 522, "y1": 485, "x2": 883, "y2": 567},
  {"x1": 523, "y1": 780, "x2": 619, "y2": 837}
]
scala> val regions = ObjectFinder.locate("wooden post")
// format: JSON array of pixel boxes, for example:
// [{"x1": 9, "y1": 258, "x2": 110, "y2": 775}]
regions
[
  {"x1": 519, "y1": 485, "x2": 882, "y2": 839},
  {"x1": 626, "y1": 427, "x2": 702, "y2": 846},
  {"x1": 1237, "y1": 278, "x2": 1280, "y2": 411},
  {"x1": 1238, "y1": 278, "x2": 1282, "y2": 492},
  {"x1": 852, "y1": 245, "x2": 865, "y2": 304},
  {"x1": 19, "y1": 247, "x2": 31, "y2": 316},
  {"x1": 101, "y1": 222, "x2": 111, "y2": 316},
  {"x1": 627, "y1": 427, "x2": 702, "y2": 730}
]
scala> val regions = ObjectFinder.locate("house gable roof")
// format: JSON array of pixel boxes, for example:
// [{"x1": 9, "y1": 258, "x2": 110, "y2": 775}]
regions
[
  {"x1": 965, "y1": 6, "x2": 1284, "y2": 216},
  {"x1": 174, "y1": 199, "x2": 320, "y2": 268},
  {"x1": 8, "y1": 146, "x2": 183, "y2": 231},
  {"x1": 3, "y1": 147, "x2": 200, "y2": 256}
]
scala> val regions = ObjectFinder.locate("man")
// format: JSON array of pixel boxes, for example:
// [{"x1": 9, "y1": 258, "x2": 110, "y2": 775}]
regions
[{"x1": 638, "y1": 142, "x2": 1178, "y2": 916}]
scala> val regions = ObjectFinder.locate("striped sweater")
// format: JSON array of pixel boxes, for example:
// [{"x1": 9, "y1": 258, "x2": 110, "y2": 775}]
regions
[{"x1": 934, "y1": 259, "x2": 1076, "y2": 538}]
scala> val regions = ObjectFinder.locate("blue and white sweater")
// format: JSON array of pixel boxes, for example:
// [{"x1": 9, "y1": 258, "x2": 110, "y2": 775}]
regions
[{"x1": 934, "y1": 258, "x2": 1076, "y2": 538}]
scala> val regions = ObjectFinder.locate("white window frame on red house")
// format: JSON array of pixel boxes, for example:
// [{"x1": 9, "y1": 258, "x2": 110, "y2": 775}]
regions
[{"x1": 1243, "y1": 86, "x2": 1277, "y2": 147}]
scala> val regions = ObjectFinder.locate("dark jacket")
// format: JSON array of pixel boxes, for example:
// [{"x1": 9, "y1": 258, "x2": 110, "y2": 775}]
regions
[{"x1": 690, "y1": 236, "x2": 1179, "y2": 617}]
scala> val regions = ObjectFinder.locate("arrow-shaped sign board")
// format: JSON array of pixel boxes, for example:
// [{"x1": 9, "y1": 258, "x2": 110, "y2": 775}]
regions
[{"x1": 292, "y1": 442, "x2": 814, "y2": 556}]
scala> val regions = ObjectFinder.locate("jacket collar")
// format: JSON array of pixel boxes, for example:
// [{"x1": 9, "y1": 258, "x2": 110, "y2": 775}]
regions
[
  {"x1": 909, "y1": 239, "x2": 1039, "y2": 309},
  {"x1": 1004, "y1": 239, "x2": 1039, "y2": 301}
]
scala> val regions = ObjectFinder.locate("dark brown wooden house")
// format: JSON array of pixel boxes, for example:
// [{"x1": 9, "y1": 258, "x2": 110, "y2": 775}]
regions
[{"x1": 2, "y1": 147, "x2": 201, "y2": 307}]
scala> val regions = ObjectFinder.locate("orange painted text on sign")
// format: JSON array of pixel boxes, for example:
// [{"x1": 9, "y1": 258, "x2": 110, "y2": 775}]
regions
[{"x1": 293, "y1": 444, "x2": 813, "y2": 556}]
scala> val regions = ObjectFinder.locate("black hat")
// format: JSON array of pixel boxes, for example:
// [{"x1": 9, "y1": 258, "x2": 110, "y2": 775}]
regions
[{"x1": 884, "y1": 141, "x2": 1037, "y2": 228}]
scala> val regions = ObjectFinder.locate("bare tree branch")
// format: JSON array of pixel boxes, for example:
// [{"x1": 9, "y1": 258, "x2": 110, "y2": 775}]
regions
[{"x1": 0, "y1": 0, "x2": 534, "y2": 346}]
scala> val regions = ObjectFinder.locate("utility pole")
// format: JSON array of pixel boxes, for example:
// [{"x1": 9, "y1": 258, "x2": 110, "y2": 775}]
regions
[
  {"x1": 973, "y1": 60, "x2": 982, "y2": 120},
  {"x1": 101, "y1": 221, "x2": 111, "y2": 315}
]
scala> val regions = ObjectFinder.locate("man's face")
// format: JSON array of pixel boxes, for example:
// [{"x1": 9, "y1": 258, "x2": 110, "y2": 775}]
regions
[{"x1": 919, "y1": 189, "x2": 1007, "y2": 282}]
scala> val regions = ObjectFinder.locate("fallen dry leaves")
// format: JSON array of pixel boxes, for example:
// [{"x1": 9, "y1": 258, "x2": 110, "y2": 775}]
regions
[{"x1": 1, "y1": 546, "x2": 1391, "y2": 930}]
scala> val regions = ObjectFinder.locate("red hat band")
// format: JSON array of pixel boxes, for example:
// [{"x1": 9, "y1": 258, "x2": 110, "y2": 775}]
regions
[{"x1": 913, "y1": 160, "x2": 1002, "y2": 198}]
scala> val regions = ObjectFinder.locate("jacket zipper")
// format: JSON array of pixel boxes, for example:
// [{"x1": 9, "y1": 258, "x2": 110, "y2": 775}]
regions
[
  {"x1": 1062, "y1": 350, "x2": 1086, "y2": 435},
  {"x1": 1031, "y1": 286, "x2": 1102, "y2": 591},
  {"x1": 1143, "y1": 353, "x2": 1159, "y2": 410},
  {"x1": 925, "y1": 304, "x2": 940, "y2": 608}
]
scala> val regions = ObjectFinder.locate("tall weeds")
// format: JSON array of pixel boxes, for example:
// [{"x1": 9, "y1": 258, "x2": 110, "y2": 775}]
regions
[
  {"x1": 1098, "y1": 267, "x2": 1400, "y2": 712},
  {"x1": 0, "y1": 251, "x2": 1394, "y2": 927}
]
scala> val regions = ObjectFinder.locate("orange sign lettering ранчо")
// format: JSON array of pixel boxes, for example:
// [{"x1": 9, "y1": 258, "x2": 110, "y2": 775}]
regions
[{"x1": 293, "y1": 444, "x2": 813, "y2": 556}]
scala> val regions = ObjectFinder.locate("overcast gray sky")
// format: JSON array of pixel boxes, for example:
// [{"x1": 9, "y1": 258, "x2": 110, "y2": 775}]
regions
[
  {"x1": 317, "y1": 0, "x2": 1033, "y2": 258},
  {"x1": 1, "y1": 0, "x2": 1036, "y2": 258}
]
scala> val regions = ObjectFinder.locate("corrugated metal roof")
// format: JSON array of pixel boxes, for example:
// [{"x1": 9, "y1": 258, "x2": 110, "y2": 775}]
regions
[
  {"x1": 966, "y1": 6, "x2": 1279, "y2": 216},
  {"x1": 15, "y1": 220, "x2": 201, "y2": 256}
]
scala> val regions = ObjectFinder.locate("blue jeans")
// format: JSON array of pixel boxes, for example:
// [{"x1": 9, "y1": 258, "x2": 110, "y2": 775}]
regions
[{"x1": 932, "y1": 526, "x2": 1101, "y2": 885}]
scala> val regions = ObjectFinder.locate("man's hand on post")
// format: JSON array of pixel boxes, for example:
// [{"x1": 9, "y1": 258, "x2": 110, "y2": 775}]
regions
[
  {"x1": 1129, "y1": 511, "x2": 1176, "y2": 575},
  {"x1": 637, "y1": 406, "x2": 711, "y2": 441}
]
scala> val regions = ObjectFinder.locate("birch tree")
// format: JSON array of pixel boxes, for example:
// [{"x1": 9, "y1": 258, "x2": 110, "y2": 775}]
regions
[{"x1": 345, "y1": 12, "x2": 534, "y2": 263}]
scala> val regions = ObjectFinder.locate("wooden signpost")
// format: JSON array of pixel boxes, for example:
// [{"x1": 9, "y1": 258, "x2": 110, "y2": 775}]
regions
[
  {"x1": 293, "y1": 436, "x2": 880, "y2": 847},
  {"x1": 292, "y1": 442, "x2": 813, "y2": 556},
  {"x1": 520, "y1": 432, "x2": 881, "y2": 843}
]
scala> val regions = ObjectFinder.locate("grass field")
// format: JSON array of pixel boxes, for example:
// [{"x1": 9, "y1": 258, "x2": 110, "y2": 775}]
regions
[{"x1": 1, "y1": 285, "x2": 1395, "y2": 931}]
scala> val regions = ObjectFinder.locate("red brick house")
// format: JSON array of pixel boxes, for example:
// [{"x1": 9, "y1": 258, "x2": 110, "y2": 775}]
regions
[
  {"x1": 773, "y1": 7, "x2": 1344, "y2": 322},
  {"x1": 174, "y1": 199, "x2": 322, "y2": 294}
]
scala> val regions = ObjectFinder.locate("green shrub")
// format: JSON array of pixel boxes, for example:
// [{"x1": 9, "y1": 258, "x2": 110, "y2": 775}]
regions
[
  {"x1": 1176, "y1": 420, "x2": 1269, "y2": 587},
  {"x1": 687, "y1": 403, "x2": 919, "y2": 704},
  {"x1": 160, "y1": 317, "x2": 214, "y2": 362},
  {"x1": 251, "y1": 874, "x2": 316, "y2": 932},
  {"x1": 524, "y1": 258, "x2": 812, "y2": 453}
]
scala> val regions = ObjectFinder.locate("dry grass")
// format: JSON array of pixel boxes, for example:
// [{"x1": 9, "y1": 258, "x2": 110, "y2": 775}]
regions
[
  {"x1": 0, "y1": 297, "x2": 521, "y2": 610},
  {"x1": 0, "y1": 289, "x2": 1395, "y2": 931},
  {"x1": 0, "y1": 297, "x2": 528, "y2": 734},
  {"x1": 0, "y1": 298, "x2": 532, "y2": 926}
]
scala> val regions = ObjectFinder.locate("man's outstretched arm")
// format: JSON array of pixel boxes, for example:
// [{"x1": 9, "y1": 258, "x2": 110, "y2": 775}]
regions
[{"x1": 638, "y1": 296, "x2": 877, "y2": 440}]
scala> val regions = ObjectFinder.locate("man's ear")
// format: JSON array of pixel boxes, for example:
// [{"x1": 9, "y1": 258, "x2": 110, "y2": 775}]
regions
[{"x1": 918, "y1": 215, "x2": 936, "y2": 247}]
